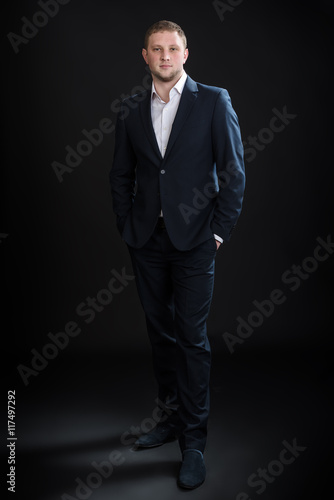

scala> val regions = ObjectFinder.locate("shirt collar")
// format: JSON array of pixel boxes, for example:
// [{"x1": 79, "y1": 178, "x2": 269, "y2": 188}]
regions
[{"x1": 151, "y1": 71, "x2": 188, "y2": 102}]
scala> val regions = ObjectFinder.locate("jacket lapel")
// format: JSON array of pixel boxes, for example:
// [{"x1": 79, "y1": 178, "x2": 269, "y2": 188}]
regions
[
  {"x1": 162, "y1": 76, "x2": 198, "y2": 163},
  {"x1": 140, "y1": 90, "x2": 163, "y2": 161},
  {"x1": 139, "y1": 76, "x2": 199, "y2": 165}
]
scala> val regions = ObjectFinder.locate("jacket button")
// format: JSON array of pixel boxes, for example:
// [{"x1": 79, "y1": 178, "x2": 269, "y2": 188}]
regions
[{"x1": 160, "y1": 169, "x2": 165, "y2": 174}]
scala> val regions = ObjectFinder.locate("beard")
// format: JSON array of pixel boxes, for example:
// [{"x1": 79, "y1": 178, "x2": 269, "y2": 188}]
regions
[{"x1": 150, "y1": 67, "x2": 182, "y2": 83}]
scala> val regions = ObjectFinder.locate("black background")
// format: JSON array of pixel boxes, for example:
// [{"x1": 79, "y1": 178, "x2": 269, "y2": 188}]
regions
[{"x1": 1, "y1": 1, "x2": 333, "y2": 499}]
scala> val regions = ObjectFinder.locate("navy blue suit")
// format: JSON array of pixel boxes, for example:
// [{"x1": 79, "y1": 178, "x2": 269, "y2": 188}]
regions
[{"x1": 110, "y1": 75, "x2": 245, "y2": 452}]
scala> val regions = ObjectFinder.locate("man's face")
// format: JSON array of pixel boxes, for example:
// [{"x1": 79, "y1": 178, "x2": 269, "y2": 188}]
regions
[{"x1": 142, "y1": 31, "x2": 189, "y2": 83}]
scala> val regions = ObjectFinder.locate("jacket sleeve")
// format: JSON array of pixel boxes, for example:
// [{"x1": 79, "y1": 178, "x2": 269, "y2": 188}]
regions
[
  {"x1": 211, "y1": 90, "x2": 246, "y2": 242},
  {"x1": 109, "y1": 103, "x2": 137, "y2": 235}
]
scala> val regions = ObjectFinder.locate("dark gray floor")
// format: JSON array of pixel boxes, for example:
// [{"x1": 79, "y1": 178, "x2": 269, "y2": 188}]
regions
[{"x1": 12, "y1": 342, "x2": 332, "y2": 500}]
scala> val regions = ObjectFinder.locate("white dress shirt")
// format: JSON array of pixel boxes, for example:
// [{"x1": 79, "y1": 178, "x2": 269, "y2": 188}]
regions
[
  {"x1": 151, "y1": 70, "x2": 188, "y2": 158},
  {"x1": 150, "y1": 71, "x2": 223, "y2": 244}
]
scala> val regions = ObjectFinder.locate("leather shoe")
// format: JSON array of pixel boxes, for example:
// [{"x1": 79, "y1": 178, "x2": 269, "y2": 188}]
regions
[
  {"x1": 134, "y1": 422, "x2": 179, "y2": 448},
  {"x1": 178, "y1": 449, "x2": 206, "y2": 489}
]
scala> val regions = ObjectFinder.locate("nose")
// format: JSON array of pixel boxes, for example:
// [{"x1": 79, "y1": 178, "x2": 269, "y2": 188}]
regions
[{"x1": 161, "y1": 51, "x2": 170, "y2": 61}]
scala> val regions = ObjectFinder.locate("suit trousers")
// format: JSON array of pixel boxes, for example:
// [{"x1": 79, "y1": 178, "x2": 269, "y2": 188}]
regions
[{"x1": 127, "y1": 220, "x2": 216, "y2": 452}]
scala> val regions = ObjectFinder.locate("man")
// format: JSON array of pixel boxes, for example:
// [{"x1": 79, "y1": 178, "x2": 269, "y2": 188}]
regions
[{"x1": 110, "y1": 20, "x2": 245, "y2": 489}]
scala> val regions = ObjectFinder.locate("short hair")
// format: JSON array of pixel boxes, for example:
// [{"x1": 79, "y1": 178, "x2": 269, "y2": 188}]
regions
[{"x1": 144, "y1": 20, "x2": 187, "y2": 50}]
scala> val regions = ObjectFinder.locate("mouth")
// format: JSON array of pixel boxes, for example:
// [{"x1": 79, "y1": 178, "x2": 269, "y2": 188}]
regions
[{"x1": 160, "y1": 65, "x2": 172, "y2": 69}]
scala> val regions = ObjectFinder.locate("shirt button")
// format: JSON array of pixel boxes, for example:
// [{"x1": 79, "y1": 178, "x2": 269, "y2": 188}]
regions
[{"x1": 161, "y1": 169, "x2": 165, "y2": 174}]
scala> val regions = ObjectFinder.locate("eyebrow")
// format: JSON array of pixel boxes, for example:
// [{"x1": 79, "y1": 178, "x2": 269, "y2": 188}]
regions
[{"x1": 151, "y1": 44, "x2": 180, "y2": 48}]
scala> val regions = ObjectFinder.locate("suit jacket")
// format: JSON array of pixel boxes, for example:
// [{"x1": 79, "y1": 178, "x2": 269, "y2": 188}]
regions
[{"x1": 110, "y1": 75, "x2": 246, "y2": 251}]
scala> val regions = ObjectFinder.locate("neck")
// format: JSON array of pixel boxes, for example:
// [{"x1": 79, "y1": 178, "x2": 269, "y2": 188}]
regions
[{"x1": 152, "y1": 71, "x2": 184, "y2": 103}]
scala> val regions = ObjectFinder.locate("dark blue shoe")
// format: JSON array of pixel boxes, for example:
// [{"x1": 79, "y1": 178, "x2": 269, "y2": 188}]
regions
[
  {"x1": 178, "y1": 449, "x2": 206, "y2": 489},
  {"x1": 134, "y1": 422, "x2": 179, "y2": 448}
]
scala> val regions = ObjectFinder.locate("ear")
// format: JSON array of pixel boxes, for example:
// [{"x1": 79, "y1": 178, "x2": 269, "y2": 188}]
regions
[
  {"x1": 142, "y1": 48, "x2": 148, "y2": 64},
  {"x1": 183, "y1": 48, "x2": 189, "y2": 64}
]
